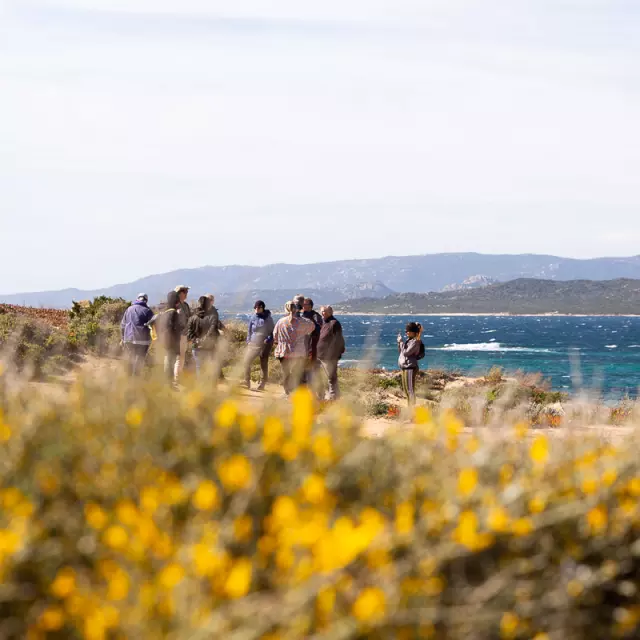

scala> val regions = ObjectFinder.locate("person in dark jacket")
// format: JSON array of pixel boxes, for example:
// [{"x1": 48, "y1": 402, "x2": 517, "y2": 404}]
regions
[
  {"x1": 317, "y1": 306, "x2": 345, "y2": 400},
  {"x1": 397, "y1": 321, "x2": 423, "y2": 406},
  {"x1": 302, "y1": 298, "x2": 323, "y2": 391},
  {"x1": 174, "y1": 285, "x2": 191, "y2": 380},
  {"x1": 159, "y1": 290, "x2": 182, "y2": 385},
  {"x1": 120, "y1": 293, "x2": 154, "y2": 376},
  {"x1": 187, "y1": 296, "x2": 222, "y2": 377},
  {"x1": 243, "y1": 300, "x2": 275, "y2": 390}
]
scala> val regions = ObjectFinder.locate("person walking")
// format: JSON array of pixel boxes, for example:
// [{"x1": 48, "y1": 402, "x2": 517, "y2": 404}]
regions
[
  {"x1": 186, "y1": 296, "x2": 223, "y2": 377},
  {"x1": 273, "y1": 301, "x2": 315, "y2": 396},
  {"x1": 157, "y1": 290, "x2": 182, "y2": 387},
  {"x1": 397, "y1": 321, "x2": 424, "y2": 406},
  {"x1": 174, "y1": 285, "x2": 191, "y2": 380},
  {"x1": 120, "y1": 293, "x2": 154, "y2": 376},
  {"x1": 317, "y1": 305, "x2": 345, "y2": 400},
  {"x1": 243, "y1": 300, "x2": 275, "y2": 390},
  {"x1": 302, "y1": 297, "x2": 323, "y2": 389},
  {"x1": 204, "y1": 293, "x2": 225, "y2": 378}
]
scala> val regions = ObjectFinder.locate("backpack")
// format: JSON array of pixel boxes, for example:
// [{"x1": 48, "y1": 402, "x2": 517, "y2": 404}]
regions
[{"x1": 417, "y1": 340, "x2": 426, "y2": 360}]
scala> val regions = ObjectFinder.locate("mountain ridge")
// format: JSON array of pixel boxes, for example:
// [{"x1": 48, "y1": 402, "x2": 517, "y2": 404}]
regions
[{"x1": 3, "y1": 252, "x2": 640, "y2": 308}]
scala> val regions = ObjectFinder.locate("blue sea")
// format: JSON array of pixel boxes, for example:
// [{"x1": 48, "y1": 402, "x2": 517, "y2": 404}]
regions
[
  {"x1": 229, "y1": 313, "x2": 640, "y2": 399},
  {"x1": 335, "y1": 315, "x2": 640, "y2": 400}
]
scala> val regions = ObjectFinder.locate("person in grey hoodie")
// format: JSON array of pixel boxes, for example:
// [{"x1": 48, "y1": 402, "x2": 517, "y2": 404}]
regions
[
  {"x1": 243, "y1": 300, "x2": 275, "y2": 390},
  {"x1": 397, "y1": 321, "x2": 423, "y2": 406}
]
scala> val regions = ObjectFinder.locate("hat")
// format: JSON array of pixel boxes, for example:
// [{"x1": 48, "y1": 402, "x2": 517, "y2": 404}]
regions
[
  {"x1": 136, "y1": 293, "x2": 148, "y2": 302},
  {"x1": 174, "y1": 285, "x2": 190, "y2": 293}
]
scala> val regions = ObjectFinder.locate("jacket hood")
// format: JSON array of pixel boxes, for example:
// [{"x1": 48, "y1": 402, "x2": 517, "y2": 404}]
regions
[
  {"x1": 256, "y1": 309, "x2": 271, "y2": 319},
  {"x1": 133, "y1": 300, "x2": 148, "y2": 308}
]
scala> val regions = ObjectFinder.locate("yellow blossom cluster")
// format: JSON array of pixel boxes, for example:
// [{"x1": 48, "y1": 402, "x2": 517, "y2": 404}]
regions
[{"x1": 1, "y1": 370, "x2": 640, "y2": 639}]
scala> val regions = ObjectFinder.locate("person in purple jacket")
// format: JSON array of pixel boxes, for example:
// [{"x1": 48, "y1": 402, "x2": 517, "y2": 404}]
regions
[
  {"x1": 243, "y1": 300, "x2": 275, "y2": 390},
  {"x1": 120, "y1": 293, "x2": 154, "y2": 375}
]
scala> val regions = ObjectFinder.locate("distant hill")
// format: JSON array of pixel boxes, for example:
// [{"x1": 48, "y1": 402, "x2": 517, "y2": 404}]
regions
[
  {"x1": 334, "y1": 278, "x2": 640, "y2": 315},
  {"x1": 3, "y1": 252, "x2": 640, "y2": 308}
]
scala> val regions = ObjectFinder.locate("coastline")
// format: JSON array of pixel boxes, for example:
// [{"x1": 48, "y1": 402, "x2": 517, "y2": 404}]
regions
[{"x1": 334, "y1": 312, "x2": 640, "y2": 317}]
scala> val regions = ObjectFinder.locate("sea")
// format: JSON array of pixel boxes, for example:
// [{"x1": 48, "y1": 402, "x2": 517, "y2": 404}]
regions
[{"x1": 230, "y1": 314, "x2": 640, "y2": 401}]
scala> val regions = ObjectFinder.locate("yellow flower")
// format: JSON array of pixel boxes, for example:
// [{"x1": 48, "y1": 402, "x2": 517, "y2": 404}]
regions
[
  {"x1": 500, "y1": 612, "x2": 519, "y2": 638},
  {"x1": 587, "y1": 505, "x2": 608, "y2": 534},
  {"x1": 0, "y1": 529, "x2": 20, "y2": 554},
  {"x1": 414, "y1": 406, "x2": 432, "y2": 425},
  {"x1": 192, "y1": 544, "x2": 227, "y2": 577},
  {"x1": 581, "y1": 476, "x2": 598, "y2": 495},
  {"x1": 271, "y1": 496, "x2": 299, "y2": 529},
  {"x1": 215, "y1": 400, "x2": 238, "y2": 429},
  {"x1": 443, "y1": 410, "x2": 463, "y2": 436},
  {"x1": 239, "y1": 413, "x2": 258, "y2": 439},
  {"x1": 454, "y1": 511, "x2": 479, "y2": 549},
  {"x1": 104, "y1": 525, "x2": 128, "y2": 550},
  {"x1": 116, "y1": 500, "x2": 138, "y2": 526},
  {"x1": 158, "y1": 563, "x2": 185, "y2": 590},
  {"x1": 291, "y1": 386, "x2": 314, "y2": 445},
  {"x1": 458, "y1": 468, "x2": 478, "y2": 497},
  {"x1": 395, "y1": 502, "x2": 415, "y2": 535},
  {"x1": 528, "y1": 494, "x2": 547, "y2": 514},
  {"x1": 140, "y1": 486, "x2": 160, "y2": 514},
  {"x1": 0, "y1": 422, "x2": 11, "y2": 441},
  {"x1": 487, "y1": 507, "x2": 510, "y2": 533},
  {"x1": 602, "y1": 469, "x2": 617, "y2": 487},
  {"x1": 224, "y1": 558, "x2": 253, "y2": 598},
  {"x1": 317, "y1": 586, "x2": 336, "y2": 615},
  {"x1": 529, "y1": 436, "x2": 549, "y2": 466},
  {"x1": 234, "y1": 515, "x2": 253, "y2": 542},
  {"x1": 125, "y1": 406, "x2": 144, "y2": 427},
  {"x1": 107, "y1": 571, "x2": 130, "y2": 601},
  {"x1": 192, "y1": 480, "x2": 219, "y2": 511},
  {"x1": 38, "y1": 606, "x2": 65, "y2": 631},
  {"x1": 302, "y1": 474, "x2": 327, "y2": 505},
  {"x1": 280, "y1": 440, "x2": 299, "y2": 461},
  {"x1": 511, "y1": 518, "x2": 534, "y2": 537},
  {"x1": 312, "y1": 432, "x2": 334, "y2": 462},
  {"x1": 51, "y1": 567, "x2": 76, "y2": 599},
  {"x1": 360, "y1": 507, "x2": 386, "y2": 538},
  {"x1": 218, "y1": 455, "x2": 253, "y2": 491},
  {"x1": 352, "y1": 587, "x2": 386, "y2": 623},
  {"x1": 628, "y1": 478, "x2": 640, "y2": 496},
  {"x1": 262, "y1": 416, "x2": 285, "y2": 453}
]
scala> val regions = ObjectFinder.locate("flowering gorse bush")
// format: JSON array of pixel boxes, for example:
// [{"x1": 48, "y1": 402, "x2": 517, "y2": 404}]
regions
[{"x1": 1, "y1": 367, "x2": 640, "y2": 639}]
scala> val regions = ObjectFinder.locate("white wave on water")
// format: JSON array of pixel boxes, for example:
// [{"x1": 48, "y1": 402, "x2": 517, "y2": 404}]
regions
[
  {"x1": 605, "y1": 345, "x2": 618, "y2": 349},
  {"x1": 630, "y1": 345, "x2": 640, "y2": 348},
  {"x1": 481, "y1": 329, "x2": 497, "y2": 334},
  {"x1": 429, "y1": 342, "x2": 554, "y2": 353}
]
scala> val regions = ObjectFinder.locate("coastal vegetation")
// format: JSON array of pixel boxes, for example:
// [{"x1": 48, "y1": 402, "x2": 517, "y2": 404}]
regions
[{"x1": 2, "y1": 368, "x2": 640, "y2": 638}]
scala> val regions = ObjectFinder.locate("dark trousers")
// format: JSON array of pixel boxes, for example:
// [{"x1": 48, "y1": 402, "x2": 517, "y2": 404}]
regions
[
  {"x1": 319, "y1": 359, "x2": 340, "y2": 400},
  {"x1": 125, "y1": 343, "x2": 150, "y2": 376},
  {"x1": 401, "y1": 367, "x2": 418, "y2": 406},
  {"x1": 244, "y1": 342, "x2": 272, "y2": 387},
  {"x1": 279, "y1": 357, "x2": 306, "y2": 395}
]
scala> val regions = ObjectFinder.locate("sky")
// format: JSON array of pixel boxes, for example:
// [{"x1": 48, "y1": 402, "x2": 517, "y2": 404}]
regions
[{"x1": 1, "y1": 0, "x2": 640, "y2": 294}]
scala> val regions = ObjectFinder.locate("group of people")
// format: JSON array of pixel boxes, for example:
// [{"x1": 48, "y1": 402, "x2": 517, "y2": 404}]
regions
[
  {"x1": 246, "y1": 294, "x2": 347, "y2": 399},
  {"x1": 121, "y1": 287, "x2": 425, "y2": 405},
  {"x1": 119, "y1": 288, "x2": 347, "y2": 401}
]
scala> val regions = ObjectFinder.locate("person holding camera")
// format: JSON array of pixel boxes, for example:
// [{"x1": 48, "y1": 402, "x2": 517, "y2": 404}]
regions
[{"x1": 397, "y1": 321, "x2": 424, "y2": 406}]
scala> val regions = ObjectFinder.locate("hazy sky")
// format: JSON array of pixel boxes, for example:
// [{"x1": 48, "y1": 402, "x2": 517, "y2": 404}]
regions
[{"x1": 2, "y1": 0, "x2": 640, "y2": 294}]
